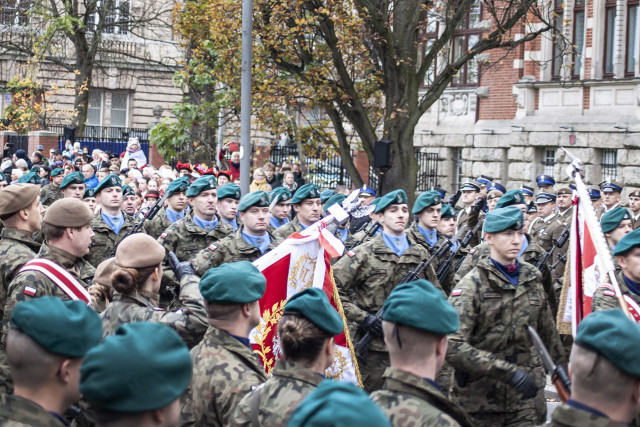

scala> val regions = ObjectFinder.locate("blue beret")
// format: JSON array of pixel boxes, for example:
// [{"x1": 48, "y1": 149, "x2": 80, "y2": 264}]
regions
[
  {"x1": 520, "y1": 185, "x2": 534, "y2": 196},
  {"x1": 269, "y1": 187, "x2": 292, "y2": 204},
  {"x1": 165, "y1": 177, "x2": 190, "y2": 197},
  {"x1": 484, "y1": 206, "x2": 524, "y2": 233},
  {"x1": 51, "y1": 168, "x2": 64, "y2": 177},
  {"x1": 441, "y1": 204, "x2": 456, "y2": 219},
  {"x1": 238, "y1": 191, "x2": 269, "y2": 212},
  {"x1": 80, "y1": 322, "x2": 192, "y2": 412},
  {"x1": 17, "y1": 172, "x2": 41, "y2": 185},
  {"x1": 536, "y1": 174, "x2": 555, "y2": 187},
  {"x1": 291, "y1": 184, "x2": 321, "y2": 204},
  {"x1": 613, "y1": 227, "x2": 640, "y2": 256},
  {"x1": 186, "y1": 175, "x2": 217, "y2": 197},
  {"x1": 601, "y1": 207, "x2": 631, "y2": 234},
  {"x1": 374, "y1": 189, "x2": 408, "y2": 214},
  {"x1": 60, "y1": 172, "x2": 85, "y2": 189},
  {"x1": 535, "y1": 191, "x2": 556, "y2": 204},
  {"x1": 217, "y1": 183, "x2": 242, "y2": 200},
  {"x1": 94, "y1": 175, "x2": 122, "y2": 193},
  {"x1": 284, "y1": 287, "x2": 344, "y2": 335},
  {"x1": 11, "y1": 297, "x2": 102, "y2": 357},
  {"x1": 320, "y1": 190, "x2": 334, "y2": 203},
  {"x1": 576, "y1": 309, "x2": 640, "y2": 378},
  {"x1": 323, "y1": 193, "x2": 346, "y2": 212},
  {"x1": 383, "y1": 279, "x2": 458, "y2": 334},
  {"x1": 199, "y1": 261, "x2": 266, "y2": 303},
  {"x1": 412, "y1": 190, "x2": 441, "y2": 214},
  {"x1": 288, "y1": 380, "x2": 391, "y2": 427},
  {"x1": 495, "y1": 190, "x2": 526, "y2": 209},
  {"x1": 601, "y1": 181, "x2": 623, "y2": 193},
  {"x1": 461, "y1": 181, "x2": 480, "y2": 192}
]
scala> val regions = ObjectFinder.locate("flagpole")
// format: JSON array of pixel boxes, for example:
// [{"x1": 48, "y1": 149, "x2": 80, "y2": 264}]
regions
[{"x1": 562, "y1": 148, "x2": 631, "y2": 319}]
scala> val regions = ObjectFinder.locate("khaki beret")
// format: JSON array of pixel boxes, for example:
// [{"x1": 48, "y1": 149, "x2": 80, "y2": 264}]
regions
[
  {"x1": 43, "y1": 198, "x2": 93, "y2": 227},
  {"x1": 94, "y1": 258, "x2": 116, "y2": 287},
  {"x1": 630, "y1": 190, "x2": 640, "y2": 198},
  {"x1": 556, "y1": 186, "x2": 572, "y2": 195},
  {"x1": 115, "y1": 233, "x2": 165, "y2": 269},
  {"x1": 487, "y1": 189, "x2": 503, "y2": 200},
  {"x1": 0, "y1": 184, "x2": 40, "y2": 216}
]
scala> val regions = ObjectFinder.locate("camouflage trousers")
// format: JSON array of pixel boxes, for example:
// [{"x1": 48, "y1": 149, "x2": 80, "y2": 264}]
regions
[
  {"x1": 469, "y1": 407, "x2": 544, "y2": 427},
  {"x1": 0, "y1": 350, "x2": 12, "y2": 395},
  {"x1": 361, "y1": 350, "x2": 389, "y2": 393}
]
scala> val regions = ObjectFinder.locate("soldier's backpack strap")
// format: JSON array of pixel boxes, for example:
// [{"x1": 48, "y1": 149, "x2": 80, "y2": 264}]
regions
[
  {"x1": 250, "y1": 386, "x2": 262, "y2": 427},
  {"x1": 20, "y1": 258, "x2": 91, "y2": 304}
]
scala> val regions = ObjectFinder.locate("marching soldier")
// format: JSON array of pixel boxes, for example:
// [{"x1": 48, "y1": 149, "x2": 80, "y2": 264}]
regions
[
  {"x1": 80, "y1": 322, "x2": 192, "y2": 427},
  {"x1": 529, "y1": 191, "x2": 564, "y2": 251},
  {"x1": 232, "y1": 287, "x2": 344, "y2": 426},
  {"x1": 595, "y1": 181, "x2": 623, "y2": 220},
  {"x1": 334, "y1": 189, "x2": 441, "y2": 392},
  {"x1": 602, "y1": 207, "x2": 633, "y2": 253},
  {"x1": 371, "y1": 279, "x2": 473, "y2": 427},
  {"x1": 180, "y1": 262, "x2": 268, "y2": 426},
  {"x1": 456, "y1": 181, "x2": 481, "y2": 237},
  {"x1": 556, "y1": 186, "x2": 573, "y2": 227},
  {"x1": 85, "y1": 175, "x2": 136, "y2": 267},
  {"x1": 0, "y1": 297, "x2": 101, "y2": 426},
  {"x1": 629, "y1": 189, "x2": 640, "y2": 229},
  {"x1": 216, "y1": 183, "x2": 242, "y2": 231},
  {"x1": 268, "y1": 187, "x2": 292, "y2": 230},
  {"x1": 486, "y1": 189, "x2": 503, "y2": 211},
  {"x1": 446, "y1": 206, "x2": 564, "y2": 426},
  {"x1": 120, "y1": 184, "x2": 137, "y2": 217},
  {"x1": 273, "y1": 183, "x2": 322, "y2": 239},
  {"x1": 59, "y1": 172, "x2": 86, "y2": 200},
  {"x1": 143, "y1": 177, "x2": 190, "y2": 239},
  {"x1": 40, "y1": 168, "x2": 64, "y2": 206},
  {"x1": 82, "y1": 188, "x2": 97, "y2": 213},
  {"x1": 192, "y1": 191, "x2": 283, "y2": 275},
  {"x1": 549, "y1": 309, "x2": 640, "y2": 426}
]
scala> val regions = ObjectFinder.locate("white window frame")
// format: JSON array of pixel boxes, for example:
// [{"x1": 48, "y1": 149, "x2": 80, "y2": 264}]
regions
[
  {"x1": 109, "y1": 92, "x2": 129, "y2": 128},
  {"x1": 86, "y1": 91, "x2": 104, "y2": 127},
  {"x1": 87, "y1": 0, "x2": 130, "y2": 36}
]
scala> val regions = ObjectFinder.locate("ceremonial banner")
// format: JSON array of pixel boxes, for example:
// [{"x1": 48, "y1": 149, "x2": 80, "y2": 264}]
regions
[{"x1": 251, "y1": 228, "x2": 361, "y2": 385}]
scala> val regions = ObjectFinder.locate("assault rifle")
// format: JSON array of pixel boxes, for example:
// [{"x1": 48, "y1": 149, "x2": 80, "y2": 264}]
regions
[
  {"x1": 436, "y1": 222, "x2": 481, "y2": 282},
  {"x1": 346, "y1": 222, "x2": 381, "y2": 252},
  {"x1": 535, "y1": 228, "x2": 570, "y2": 273},
  {"x1": 110, "y1": 190, "x2": 170, "y2": 256},
  {"x1": 40, "y1": 191, "x2": 54, "y2": 206},
  {"x1": 550, "y1": 253, "x2": 567, "y2": 272},
  {"x1": 355, "y1": 230, "x2": 464, "y2": 364},
  {"x1": 528, "y1": 326, "x2": 571, "y2": 402}
]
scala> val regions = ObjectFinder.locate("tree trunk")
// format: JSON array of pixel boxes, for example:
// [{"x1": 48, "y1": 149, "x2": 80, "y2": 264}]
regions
[
  {"x1": 72, "y1": 39, "x2": 92, "y2": 137},
  {"x1": 378, "y1": 127, "x2": 418, "y2": 205}
]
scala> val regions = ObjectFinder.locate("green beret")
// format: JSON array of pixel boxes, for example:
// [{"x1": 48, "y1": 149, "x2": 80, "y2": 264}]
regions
[
  {"x1": 238, "y1": 191, "x2": 270, "y2": 212},
  {"x1": 320, "y1": 190, "x2": 334, "y2": 203},
  {"x1": 60, "y1": 172, "x2": 85, "y2": 189},
  {"x1": 575, "y1": 308, "x2": 640, "y2": 378},
  {"x1": 165, "y1": 177, "x2": 190, "y2": 197},
  {"x1": 374, "y1": 189, "x2": 408, "y2": 214},
  {"x1": 199, "y1": 261, "x2": 266, "y2": 303},
  {"x1": 613, "y1": 227, "x2": 640, "y2": 256},
  {"x1": 186, "y1": 175, "x2": 217, "y2": 197},
  {"x1": 11, "y1": 297, "x2": 102, "y2": 357},
  {"x1": 441, "y1": 204, "x2": 456, "y2": 219},
  {"x1": 0, "y1": 172, "x2": 5, "y2": 181},
  {"x1": 291, "y1": 183, "x2": 321, "y2": 204},
  {"x1": 383, "y1": 279, "x2": 458, "y2": 334},
  {"x1": 288, "y1": 380, "x2": 391, "y2": 427},
  {"x1": 0, "y1": 184, "x2": 40, "y2": 216},
  {"x1": 484, "y1": 206, "x2": 524, "y2": 233},
  {"x1": 51, "y1": 168, "x2": 64, "y2": 177},
  {"x1": 17, "y1": 172, "x2": 41, "y2": 185},
  {"x1": 602, "y1": 207, "x2": 631, "y2": 234},
  {"x1": 94, "y1": 174, "x2": 122, "y2": 193},
  {"x1": 323, "y1": 193, "x2": 346, "y2": 212},
  {"x1": 83, "y1": 188, "x2": 97, "y2": 199},
  {"x1": 269, "y1": 187, "x2": 291, "y2": 204},
  {"x1": 412, "y1": 190, "x2": 441, "y2": 214},
  {"x1": 121, "y1": 185, "x2": 135, "y2": 197},
  {"x1": 80, "y1": 322, "x2": 192, "y2": 412},
  {"x1": 217, "y1": 183, "x2": 241, "y2": 200},
  {"x1": 284, "y1": 288, "x2": 344, "y2": 335},
  {"x1": 495, "y1": 189, "x2": 526, "y2": 209},
  {"x1": 29, "y1": 166, "x2": 40, "y2": 174},
  {"x1": 44, "y1": 198, "x2": 93, "y2": 227}
]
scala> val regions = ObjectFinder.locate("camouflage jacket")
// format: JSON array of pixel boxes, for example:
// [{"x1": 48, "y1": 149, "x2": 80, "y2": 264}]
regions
[
  {"x1": 370, "y1": 367, "x2": 474, "y2": 427},
  {"x1": 100, "y1": 274, "x2": 208, "y2": 348},
  {"x1": 191, "y1": 227, "x2": 282, "y2": 276},
  {"x1": 40, "y1": 183, "x2": 62, "y2": 207},
  {"x1": 232, "y1": 360, "x2": 322, "y2": 427},
  {"x1": 334, "y1": 233, "x2": 441, "y2": 352},
  {"x1": 179, "y1": 325, "x2": 268, "y2": 427},
  {"x1": 0, "y1": 228, "x2": 40, "y2": 323},
  {"x1": 273, "y1": 217, "x2": 304, "y2": 240},
  {"x1": 0, "y1": 393, "x2": 66, "y2": 426},
  {"x1": 143, "y1": 206, "x2": 175, "y2": 240},
  {"x1": 407, "y1": 223, "x2": 454, "y2": 294},
  {"x1": 591, "y1": 270, "x2": 636, "y2": 313},
  {"x1": 158, "y1": 212, "x2": 234, "y2": 262},
  {"x1": 85, "y1": 211, "x2": 137, "y2": 267},
  {"x1": 446, "y1": 258, "x2": 564, "y2": 418},
  {"x1": 549, "y1": 402, "x2": 627, "y2": 427}
]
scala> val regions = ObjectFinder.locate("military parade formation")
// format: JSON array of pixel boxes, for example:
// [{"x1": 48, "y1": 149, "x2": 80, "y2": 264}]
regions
[{"x1": 0, "y1": 145, "x2": 640, "y2": 427}]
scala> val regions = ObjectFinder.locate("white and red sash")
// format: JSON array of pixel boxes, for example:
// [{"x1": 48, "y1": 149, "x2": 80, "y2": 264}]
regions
[
  {"x1": 19, "y1": 258, "x2": 91, "y2": 304},
  {"x1": 624, "y1": 295, "x2": 640, "y2": 324}
]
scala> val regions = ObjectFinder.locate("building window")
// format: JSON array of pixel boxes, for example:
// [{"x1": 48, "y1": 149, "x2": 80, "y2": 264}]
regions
[
  {"x1": 572, "y1": 0, "x2": 585, "y2": 78},
  {"x1": 110, "y1": 92, "x2": 129, "y2": 127},
  {"x1": 419, "y1": 19, "x2": 438, "y2": 87},
  {"x1": 551, "y1": 0, "x2": 565, "y2": 79},
  {"x1": 601, "y1": 149, "x2": 618, "y2": 181},
  {"x1": 0, "y1": 0, "x2": 30, "y2": 26},
  {"x1": 452, "y1": 1, "x2": 481, "y2": 86},
  {"x1": 453, "y1": 149, "x2": 463, "y2": 190},
  {"x1": 626, "y1": 0, "x2": 638, "y2": 76},
  {"x1": 88, "y1": 0, "x2": 129, "y2": 35},
  {"x1": 86, "y1": 91, "x2": 103, "y2": 126},
  {"x1": 603, "y1": 0, "x2": 617, "y2": 77},
  {"x1": 542, "y1": 148, "x2": 556, "y2": 176}
]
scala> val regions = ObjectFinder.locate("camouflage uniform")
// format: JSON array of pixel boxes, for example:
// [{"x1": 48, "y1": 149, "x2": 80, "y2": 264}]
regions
[
  {"x1": 407, "y1": 223, "x2": 455, "y2": 295},
  {"x1": 40, "y1": 183, "x2": 62, "y2": 207},
  {"x1": 371, "y1": 367, "x2": 474, "y2": 427},
  {"x1": 549, "y1": 403, "x2": 624, "y2": 427},
  {"x1": 191, "y1": 228, "x2": 282, "y2": 276},
  {"x1": 143, "y1": 206, "x2": 175, "y2": 240},
  {"x1": 273, "y1": 217, "x2": 305, "y2": 239},
  {"x1": 446, "y1": 258, "x2": 564, "y2": 426},
  {"x1": 158, "y1": 212, "x2": 233, "y2": 262},
  {"x1": 179, "y1": 325, "x2": 268, "y2": 427},
  {"x1": 0, "y1": 393, "x2": 66, "y2": 426},
  {"x1": 591, "y1": 270, "x2": 636, "y2": 312},
  {"x1": 333, "y1": 233, "x2": 441, "y2": 392},
  {"x1": 100, "y1": 274, "x2": 208, "y2": 348},
  {"x1": 232, "y1": 360, "x2": 322, "y2": 426},
  {"x1": 0, "y1": 228, "x2": 40, "y2": 323},
  {"x1": 85, "y1": 211, "x2": 137, "y2": 267}
]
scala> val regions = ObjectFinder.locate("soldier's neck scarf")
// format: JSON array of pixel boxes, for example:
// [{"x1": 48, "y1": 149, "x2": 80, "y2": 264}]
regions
[
  {"x1": 335, "y1": 227, "x2": 348, "y2": 243},
  {"x1": 490, "y1": 258, "x2": 520, "y2": 286},
  {"x1": 623, "y1": 274, "x2": 640, "y2": 297},
  {"x1": 165, "y1": 207, "x2": 185, "y2": 224},
  {"x1": 227, "y1": 331, "x2": 252, "y2": 349},
  {"x1": 382, "y1": 232, "x2": 409, "y2": 257},
  {"x1": 270, "y1": 216, "x2": 290, "y2": 229},
  {"x1": 223, "y1": 217, "x2": 239, "y2": 231},
  {"x1": 417, "y1": 224, "x2": 438, "y2": 247},
  {"x1": 193, "y1": 213, "x2": 219, "y2": 232},
  {"x1": 519, "y1": 236, "x2": 529, "y2": 257},
  {"x1": 242, "y1": 229, "x2": 270, "y2": 254},
  {"x1": 101, "y1": 210, "x2": 125, "y2": 235}
]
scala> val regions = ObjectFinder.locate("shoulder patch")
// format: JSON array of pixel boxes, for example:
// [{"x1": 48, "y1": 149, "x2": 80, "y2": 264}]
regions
[
  {"x1": 598, "y1": 283, "x2": 614, "y2": 291},
  {"x1": 160, "y1": 232, "x2": 168, "y2": 239},
  {"x1": 153, "y1": 307, "x2": 165, "y2": 311},
  {"x1": 208, "y1": 244, "x2": 218, "y2": 251},
  {"x1": 451, "y1": 288, "x2": 462, "y2": 296},
  {"x1": 23, "y1": 285, "x2": 36, "y2": 297},
  {"x1": 602, "y1": 290, "x2": 616, "y2": 297},
  {"x1": 469, "y1": 249, "x2": 475, "y2": 255},
  {"x1": 347, "y1": 250, "x2": 356, "y2": 258}
]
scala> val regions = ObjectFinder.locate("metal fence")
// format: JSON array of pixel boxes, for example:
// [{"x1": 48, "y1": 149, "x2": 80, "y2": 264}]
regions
[
  {"x1": 4, "y1": 135, "x2": 29, "y2": 157},
  {"x1": 415, "y1": 151, "x2": 439, "y2": 191},
  {"x1": 47, "y1": 125, "x2": 150, "y2": 160}
]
